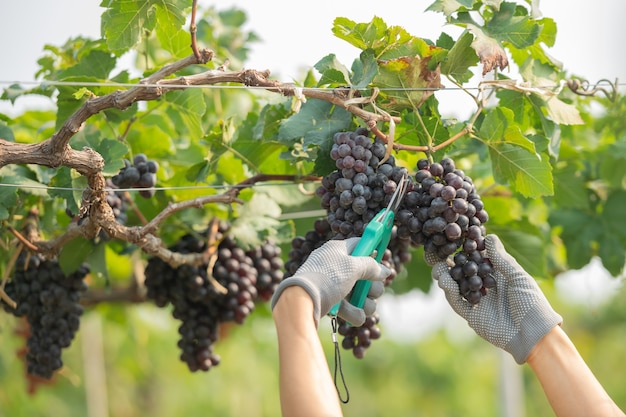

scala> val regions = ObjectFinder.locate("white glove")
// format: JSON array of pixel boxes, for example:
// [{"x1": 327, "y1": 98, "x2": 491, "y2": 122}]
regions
[
  {"x1": 271, "y1": 238, "x2": 390, "y2": 327},
  {"x1": 432, "y1": 234, "x2": 562, "y2": 364}
]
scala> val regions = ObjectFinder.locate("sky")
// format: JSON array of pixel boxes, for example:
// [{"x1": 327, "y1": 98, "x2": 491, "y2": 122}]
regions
[
  {"x1": 0, "y1": 1, "x2": 623, "y2": 338},
  {"x1": 0, "y1": 0, "x2": 625, "y2": 114}
]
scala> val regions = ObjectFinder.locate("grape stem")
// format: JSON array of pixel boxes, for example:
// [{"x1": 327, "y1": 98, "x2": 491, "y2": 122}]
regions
[{"x1": 189, "y1": 0, "x2": 201, "y2": 61}]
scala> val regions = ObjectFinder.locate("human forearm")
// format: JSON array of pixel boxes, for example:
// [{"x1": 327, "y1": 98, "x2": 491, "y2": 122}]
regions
[
  {"x1": 527, "y1": 326, "x2": 624, "y2": 417},
  {"x1": 273, "y1": 286, "x2": 343, "y2": 417}
]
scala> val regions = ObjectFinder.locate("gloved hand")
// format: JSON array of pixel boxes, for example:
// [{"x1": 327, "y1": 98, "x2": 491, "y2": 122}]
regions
[
  {"x1": 271, "y1": 238, "x2": 390, "y2": 327},
  {"x1": 431, "y1": 234, "x2": 562, "y2": 364}
]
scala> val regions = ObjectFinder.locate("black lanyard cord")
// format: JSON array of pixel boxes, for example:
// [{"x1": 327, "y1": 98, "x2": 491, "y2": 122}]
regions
[{"x1": 331, "y1": 316, "x2": 350, "y2": 404}]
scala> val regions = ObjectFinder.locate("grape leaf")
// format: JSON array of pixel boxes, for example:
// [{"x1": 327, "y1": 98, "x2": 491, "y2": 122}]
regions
[
  {"x1": 86, "y1": 242, "x2": 109, "y2": 283},
  {"x1": 0, "y1": 120, "x2": 14, "y2": 142},
  {"x1": 230, "y1": 192, "x2": 284, "y2": 249},
  {"x1": 548, "y1": 209, "x2": 596, "y2": 270},
  {"x1": 277, "y1": 99, "x2": 352, "y2": 149},
  {"x1": 164, "y1": 89, "x2": 207, "y2": 139},
  {"x1": 487, "y1": 223, "x2": 546, "y2": 278},
  {"x1": 332, "y1": 17, "x2": 426, "y2": 60},
  {"x1": 485, "y1": 2, "x2": 540, "y2": 48},
  {"x1": 602, "y1": 190, "x2": 626, "y2": 242},
  {"x1": 101, "y1": 0, "x2": 158, "y2": 54},
  {"x1": 315, "y1": 54, "x2": 351, "y2": 87},
  {"x1": 374, "y1": 55, "x2": 443, "y2": 110},
  {"x1": 154, "y1": 0, "x2": 189, "y2": 57},
  {"x1": 599, "y1": 142, "x2": 626, "y2": 188},
  {"x1": 332, "y1": 16, "x2": 388, "y2": 51},
  {"x1": 0, "y1": 186, "x2": 18, "y2": 220},
  {"x1": 72, "y1": 129, "x2": 129, "y2": 176},
  {"x1": 535, "y1": 96, "x2": 584, "y2": 126},
  {"x1": 127, "y1": 124, "x2": 176, "y2": 158},
  {"x1": 487, "y1": 142, "x2": 553, "y2": 197},
  {"x1": 59, "y1": 237, "x2": 94, "y2": 275},
  {"x1": 552, "y1": 163, "x2": 589, "y2": 210},
  {"x1": 48, "y1": 167, "x2": 88, "y2": 215},
  {"x1": 350, "y1": 49, "x2": 378, "y2": 89},
  {"x1": 440, "y1": 31, "x2": 478, "y2": 83},
  {"x1": 598, "y1": 234, "x2": 625, "y2": 277},
  {"x1": 426, "y1": 0, "x2": 476, "y2": 16},
  {"x1": 480, "y1": 107, "x2": 536, "y2": 153},
  {"x1": 480, "y1": 109, "x2": 553, "y2": 196}
]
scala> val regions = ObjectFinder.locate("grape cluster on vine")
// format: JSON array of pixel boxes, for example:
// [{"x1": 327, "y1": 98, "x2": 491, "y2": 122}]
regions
[
  {"x1": 111, "y1": 153, "x2": 159, "y2": 198},
  {"x1": 407, "y1": 157, "x2": 492, "y2": 304},
  {"x1": 1, "y1": 253, "x2": 89, "y2": 379},
  {"x1": 285, "y1": 128, "x2": 415, "y2": 358},
  {"x1": 285, "y1": 128, "x2": 494, "y2": 358},
  {"x1": 143, "y1": 220, "x2": 284, "y2": 372}
]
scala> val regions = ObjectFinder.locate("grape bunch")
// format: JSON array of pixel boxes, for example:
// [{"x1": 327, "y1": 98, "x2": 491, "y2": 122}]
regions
[
  {"x1": 111, "y1": 153, "x2": 159, "y2": 198},
  {"x1": 143, "y1": 221, "x2": 285, "y2": 372},
  {"x1": 338, "y1": 314, "x2": 381, "y2": 359},
  {"x1": 284, "y1": 128, "x2": 416, "y2": 358},
  {"x1": 246, "y1": 242, "x2": 285, "y2": 302},
  {"x1": 404, "y1": 157, "x2": 493, "y2": 304},
  {"x1": 1, "y1": 253, "x2": 89, "y2": 379}
]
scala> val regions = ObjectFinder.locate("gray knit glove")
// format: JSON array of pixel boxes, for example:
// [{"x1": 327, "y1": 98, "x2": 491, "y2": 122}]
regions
[
  {"x1": 431, "y1": 234, "x2": 562, "y2": 364},
  {"x1": 271, "y1": 238, "x2": 390, "y2": 327}
]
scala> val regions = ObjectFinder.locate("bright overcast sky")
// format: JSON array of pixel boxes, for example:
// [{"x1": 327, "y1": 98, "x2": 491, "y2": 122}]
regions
[{"x1": 1, "y1": 1, "x2": 625, "y2": 84}]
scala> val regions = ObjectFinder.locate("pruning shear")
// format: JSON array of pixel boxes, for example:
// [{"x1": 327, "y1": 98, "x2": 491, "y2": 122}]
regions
[{"x1": 328, "y1": 174, "x2": 410, "y2": 317}]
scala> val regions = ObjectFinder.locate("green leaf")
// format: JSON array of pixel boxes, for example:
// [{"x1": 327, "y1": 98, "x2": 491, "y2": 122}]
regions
[
  {"x1": 313, "y1": 134, "x2": 337, "y2": 176},
  {"x1": 332, "y1": 16, "x2": 426, "y2": 59},
  {"x1": 58, "y1": 50, "x2": 117, "y2": 80},
  {"x1": 552, "y1": 163, "x2": 589, "y2": 210},
  {"x1": 48, "y1": 167, "x2": 88, "y2": 215},
  {"x1": 0, "y1": 175, "x2": 49, "y2": 197},
  {"x1": 0, "y1": 186, "x2": 18, "y2": 220},
  {"x1": 480, "y1": 110, "x2": 553, "y2": 197},
  {"x1": 332, "y1": 16, "x2": 387, "y2": 51},
  {"x1": 487, "y1": 142, "x2": 553, "y2": 197},
  {"x1": 441, "y1": 31, "x2": 478, "y2": 83},
  {"x1": 487, "y1": 224, "x2": 546, "y2": 278},
  {"x1": 127, "y1": 124, "x2": 175, "y2": 158},
  {"x1": 479, "y1": 108, "x2": 536, "y2": 153},
  {"x1": 278, "y1": 99, "x2": 352, "y2": 149},
  {"x1": 230, "y1": 192, "x2": 284, "y2": 249},
  {"x1": 602, "y1": 190, "x2": 626, "y2": 242},
  {"x1": 350, "y1": 49, "x2": 378, "y2": 89},
  {"x1": 598, "y1": 233, "x2": 625, "y2": 276},
  {"x1": 101, "y1": 0, "x2": 158, "y2": 54},
  {"x1": 72, "y1": 129, "x2": 129, "y2": 176},
  {"x1": 536, "y1": 96, "x2": 584, "y2": 126},
  {"x1": 426, "y1": 0, "x2": 476, "y2": 16},
  {"x1": 374, "y1": 55, "x2": 442, "y2": 110},
  {"x1": 0, "y1": 120, "x2": 14, "y2": 142},
  {"x1": 59, "y1": 237, "x2": 93, "y2": 275},
  {"x1": 599, "y1": 141, "x2": 626, "y2": 188},
  {"x1": 87, "y1": 242, "x2": 110, "y2": 283},
  {"x1": 1, "y1": 84, "x2": 26, "y2": 104},
  {"x1": 485, "y1": 2, "x2": 540, "y2": 48},
  {"x1": 164, "y1": 89, "x2": 207, "y2": 139},
  {"x1": 315, "y1": 54, "x2": 351, "y2": 87},
  {"x1": 154, "y1": 0, "x2": 189, "y2": 57},
  {"x1": 548, "y1": 209, "x2": 596, "y2": 269}
]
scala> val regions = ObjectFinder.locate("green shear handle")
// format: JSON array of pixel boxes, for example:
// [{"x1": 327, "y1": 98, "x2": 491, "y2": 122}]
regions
[{"x1": 328, "y1": 175, "x2": 408, "y2": 318}]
